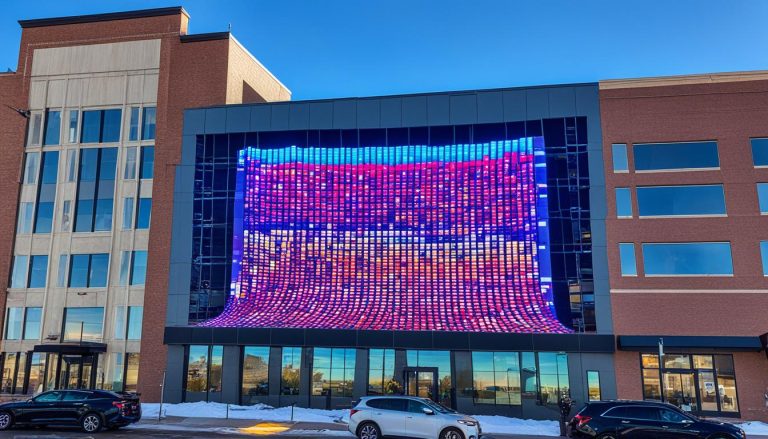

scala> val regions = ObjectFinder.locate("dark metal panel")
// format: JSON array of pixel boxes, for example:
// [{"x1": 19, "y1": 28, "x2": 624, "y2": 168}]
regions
[
  {"x1": 393, "y1": 331, "x2": 432, "y2": 348},
  {"x1": 617, "y1": 335, "x2": 762, "y2": 351},
  {"x1": 305, "y1": 329, "x2": 357, "y2": 347}
]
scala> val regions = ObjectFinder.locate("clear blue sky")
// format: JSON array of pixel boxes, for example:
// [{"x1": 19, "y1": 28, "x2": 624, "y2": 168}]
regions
[{"x1": 2, "y1": 0, "x2": 767, "y2": 100}]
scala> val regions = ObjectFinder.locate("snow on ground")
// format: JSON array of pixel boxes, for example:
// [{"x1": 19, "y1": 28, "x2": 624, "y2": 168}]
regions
[
  {"x1": 141, "y1": 401, "x2": 349, "y2": 424},
  {"x1": 473, "y1": 415, "x2": 560, "y2": 436},
  {"x1": 738, "y1": 421, "x2": 768, "y2": 435}
]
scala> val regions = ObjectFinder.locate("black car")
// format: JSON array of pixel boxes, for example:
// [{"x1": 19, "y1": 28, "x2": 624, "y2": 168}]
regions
[
  {"x1": 0, "y1": 389, "x2": 141, "y2": 433},
  {"x1": 569, "y1": 400, "x2": 746, "y2": 439}
]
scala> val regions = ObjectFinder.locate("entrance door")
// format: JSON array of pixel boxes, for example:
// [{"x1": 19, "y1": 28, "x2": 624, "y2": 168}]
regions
[
  {"x1": 404, "y1": 367, "x2": 438, "y2": 401},
  {"x1": 663, "y1": 372, "x2": 697, "y2": 412},
  {"x1": 59, "y1": 355, "x2": 97, "y2": 389}
]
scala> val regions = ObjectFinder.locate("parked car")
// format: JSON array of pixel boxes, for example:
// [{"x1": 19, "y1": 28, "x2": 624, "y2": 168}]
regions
[
  {"x1": 0, "y1": 389, "x2": 141, "y2": 433},
  {"x1": 568, "y1": 400, "x2": 746, "y2": 439},
  {"x1": 349, "y1": 395, "x2": 481, "y2": 439}
]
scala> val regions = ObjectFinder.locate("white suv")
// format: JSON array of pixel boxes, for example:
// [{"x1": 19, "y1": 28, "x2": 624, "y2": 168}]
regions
[{"x1": 348, "y1": 396, "x2": 481, "y2": 439}]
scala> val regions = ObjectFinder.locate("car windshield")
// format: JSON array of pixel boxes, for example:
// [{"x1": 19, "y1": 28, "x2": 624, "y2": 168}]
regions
[{"x1": 422, "y1": 399, "x2": 454, "y2": 413}]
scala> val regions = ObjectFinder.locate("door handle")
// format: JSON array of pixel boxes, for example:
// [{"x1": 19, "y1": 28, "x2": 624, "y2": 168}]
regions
[
  {"x1": 662, "y1": 426, "x2": 669, "y2": 429},
  {"x1": 621, "y1": 420, "x2": 630, "y2": 424}
]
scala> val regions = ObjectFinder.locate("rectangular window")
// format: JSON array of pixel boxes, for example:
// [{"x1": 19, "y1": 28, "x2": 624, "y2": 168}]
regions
[
  {"x1": 128, "y1": 107, "x2": 140, "y2": 141},
  {"x1": 127, "y1": 306, "x2": 143, "y2": 340},
  {"x1": 587, "y1": 371, "x2": 601, "y2": 401},
  {"x1": 74, "y1": 148, "x2": 117, "y2": 232},
  {"x1": 68, "y1": 254, "x2": 109, "y2": 288},
  {"x1": 27, "y1": 353, "x2": 45, "y2": 394},
  {"x1": 122, "y1": 198, "x2": 134, "y2": 229},
  {"x1": 615, "y1": 188, "x2": 632, "y2": 218},
  {"x1": 612, "y1": 143, "x2": 628, "y2": 172},
  {"x1": 0, "y1": 354, "x2": 16, "y2": 393},
  {"x1": 15, "y1": 353, "x2": 26, "y2": 394},
  {"x1": 186, "y1": 345, "x2": 209, "y2": 393},
  {"x1": 33, "y1": 202, "x2": 54, "y2": 234},
  {"x1": 140, "y1": 146, "x2": 154, "y2": 179},
  {"x1": 17, "y1": 202, "x2": 34, "y2": 234},
  {"x1": 66, "y1": 149, "x2": 77, "y2": 182},
  {"x1": 619, "y1": 243, "x2": 637, "y2": 276},
  {"x1": 23, "y1": 152, "x2": 39, "y2": 184},
  {"x1": 57, "y1": 254, "x2": 68, "y2": 287},
  {"x1": 5, "y1": 308, "x2": 23, "y2": 340},
  {"x1": 80, "y1": 109, "x2": 123, "y2": 143},
  {"x1": 472, "y1": 351, "x2": 521, "y2": 405},
  {"x1": 125, "y1": 353, "x2": 140, "y2": 392},
  {"x1": 136, "y1": 198, "x2": 152, "y2": 229},
  {"x1": 43, "y1": 109, "x2": 61, "y2": 146},
  {"x1": 761, "y1": 241, "x2": 768, "y2": 276},
  {"x1": 28, "y1": 255, "x2": 48, "y2": 288},
  {"x1": 34, "y1": 151, "x2": 59, "y2": 234},
  {"x1": 62, "y1": 307, "x2": 104, "y2": 342},
  {"x1": 28, "y1": 113, "x2": 42, "y2": 146},
  {"x1": 119, "y1": 251, "x2": 130, "y2": 286},
  {"x1": 242, "y1": 346, "x2": 270, "y2": 404},
  {"x1": 61, "y1": 200, "x2": 71, "y2": 232},
  {"x1": 67, "y1": 110, "x2": 79, "y2": 143},
  {"x1": 281, "y1": 347, "x2": 301, "y2": 395},
  {"x1": 368, "y1": 349, "x2": 397, "y2": 395},
  {"x1": 537, "y1": 352, "x2": 569, "y2": 405},
  {"x1": 111, "y1": 353, "x2": 125, "y2": 391},
  {"x1": 637, "y1": 185, "x2": 726, "y2": 217},
  {"x1": 23, "y1": 307, "x2": 42, "y2": 340},
  {"x1": 141, "y1": 107, "x2": 156, "y2": 140},
  {"x1": 312, "y1": 348, "x2": 356, "y2": 397},
  {"x1": 752, "y1": 138, "x2": 768, "y2": 167},
  {"x1": 130, "y1": 251, "x2": 147, "y2": 286},
  {"x1": 124, "y1": 147, "x2": 137, "y2": 179},
  {"x1": 114, "y1": 306, "x2": 126, "y2": 340},
  {"x1": 758, "y1": 183, "x2": 768, "y2": 214},
  {"x1": 634, "y1": 141, "x2": 719, "y2": 171},
  {"x1": 643, "y1": 242, "x2": 733, "y2": 276},
  {"x1": 10, "y1": 256, "x2": 28, "y2": 288}
]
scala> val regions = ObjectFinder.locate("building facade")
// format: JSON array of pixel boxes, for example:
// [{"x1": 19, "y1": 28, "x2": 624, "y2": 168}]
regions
[{"x1": 0, "y1": 7, "x2": 289, "y2": 403}]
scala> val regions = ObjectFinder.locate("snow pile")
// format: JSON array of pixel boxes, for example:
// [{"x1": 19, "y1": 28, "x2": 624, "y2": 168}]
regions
[
  {"x1": 738, "y1": 421, "x2": 768, "y2": 435},
  {"x1": 141, "y1": 401, "x2": 349, "y2": 424},
  {"x1": 474, "y1": 415, "x2": 560, "y2": 436}
]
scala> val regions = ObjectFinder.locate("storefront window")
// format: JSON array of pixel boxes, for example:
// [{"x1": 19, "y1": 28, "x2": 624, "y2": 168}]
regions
[
  {"x1": 537, "y1": 352, "x2": 569, "y2": 405},
  {"x1": 407, "y1": 350, "x2": 452, "y2": 407},
  {"x1": 312, "y1": 348, "x2": 355, "y2": 397},
  {"x1": 125, "y1": 353, "x2": 139, "y2": 393},
  {"x1": 242, "y1": 346, "x2": 269, "y2": 404},
  {"x1": 14, "y1": 354, "x2": 26, "y2": 394},
  {"x1": 715, "y1": 355, "x2": 738, "y2": 413},
  {"x1": 471, "y1": 351, "x2": 521, "y2": 405},
  {"x1": 587, "y1": 371, "x2": 601, "y2": 401},
  {"x1": 1, "y1": 353, "x2": 17, "y2": 393},
  {"x1": 28, "y1": 353, "x2": 46, "y2": 395},
  {"x1": 521, "y1": 352, "x2": 537, "y2": 397},
  {"x1": 368, "y1": 349, "x2": 397, "y2": 395},
  {"x1": 186, "y1": 345, "x2": 209, "y2": 393},
  {"x1": 45, "y1": 354, "x2": 58, "y2": 391},
  {"x1": 281, "y1": 347, "x2": 301, "y2": 395}
]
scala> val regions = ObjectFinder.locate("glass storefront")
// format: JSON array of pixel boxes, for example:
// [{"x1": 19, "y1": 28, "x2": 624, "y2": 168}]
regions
[{"x1": 640, "y1": 353, "x2": 739, "y2": 415}]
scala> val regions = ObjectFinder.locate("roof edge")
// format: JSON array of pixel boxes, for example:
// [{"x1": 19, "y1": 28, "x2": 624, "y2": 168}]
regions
[
  {"x1": 600, "y1": 70, "x2": 768, "y2": 90},
  {"x1": 19, "y1": 6, "x2": 189, "y2": 29},
  {"x1": 180, "y1": 31, "x2": 231, "y2": 43}
]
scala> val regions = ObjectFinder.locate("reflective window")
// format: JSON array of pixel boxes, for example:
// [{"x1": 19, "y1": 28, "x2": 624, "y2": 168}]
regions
[
  {"x1": 28, "y1": 113, "x2": 42, "y2": 146},
  {"x1": 715, "y1": 355, "x2": 738, "y2": 413},
  {"x1": 34, "y1": 151, "x2": 59, "y2": 234},
  {"x1": 125, "y1": 353, "x2": 139, "y2": 392},
  {"x1": 80, "y1": 109, "x2": 122, "y2": 143},
  {"x1": 23, "y1": 307, "x2": 42, "y2": 340},
  {"x1": 14, "y1": 354, "x2": 26, "y2": 394},
  {"x1": 102, "y1": 109, "x2": 122, "y2": 143},
  {"x1": 612, "y1": 143, "x2": 628, "y2": 172},
  {"x1": 368, "y1": 349, "x2": 397, "y2": 395},
  {"x1": 17, "y1": 202, "x2": 34, "y2": 234},
  {"x1": 128, "y1": 107, "x2": 140, "y2": 141},
  {"x1": 122, "y1": 198, "x2": 134, "y2": 229},
  {"x1": 66, "y1": 149, "x2": 77, "y2": 182},
  {"x1": 10, "y1": 256, "x2": 28, "y2": 288},
  {"x1": 111, "y1": 353, "x2": 125, "y2": 391},
  {"x1": 23, "y1": 152, "x2": 39, "y2": 184},
  {"x1": 61, "y1": 200, "x2": 71, "y2": 232},
  {"x1": 637, "y1": 185, "x2": 726, "y2": 217},
  {"x1": 140, "y1": 146, "x2": 154, "y2": 179},
  {"x1": 119, "y1": 251, "x2": 130, "y2": 286},
  {"x1": 0, "y1": 353, "x2": 17, "y2": 393},
  {"x1": 587, "y1": 371, "x2": 601, "y2": 401},
  {"x1": 5, "y1": 308, "x2": 23, "y2": 340},
  {"x1": 619, "y1": 243, "x2": 637, "y2": 276},
  {"x1": 643, "y1": 242, "x2": 733, "y2": 276},
  {"x1": 761, "y1": 241, "x2": 768, "y2": 276},
  {"x1": 281, "y1": 347, "x2": 301, "y2": 395},
  {"x1": 114, "y1": 306, "x2": 126, "y2": 339},
  {"x1": 242, "y1": 346, "x2": 270, "y2": 404},
  {"x1": 312, "y1": 348, "x2": 356, "y2": 397},
  {"x1": 67, "y1": 110, "x2": 79, "y2": 143},
  {"x1": 472, "y1": 351, "x2": 521, "y2": 405},
  {"x1": 185, "y1": 345, "x2": 223, "y2": 398},
  {"x1": 521, "y1": 352, "x2": 537, "y2": 395},
  {"x1": 124, "y1": 147, "x2": 137, "y2": 179},
  {"x1": 27, "y1": 353, "x2": 45, "y2": 394},
  {"x1": 130, "y1": 251, "x2": 147, "y2": 286},
  {"x1": 89, "y1": 254, "x2": 109, "y2": 287},
  {"x1": 68, "y1": 254, "x2": 109, "y2": 288},
  {"x1": 407, "y1": 350, "x2": 452, "y2": 407},
  {"x1": 634, "y1": 141, "x2": 719, "y2": 171},
  {"x1": 615, "y1": 188, "x2": 632, "y2": 218},
  {"x1": 74, "y1": 148, "x2": 117, "y2": 232},
  {"x1": 43, "y1": 109, "x2": 61, "y2": 145},
  {"x1": 537, "y1": 352, "x2": 569, "y2": 405},
  {"x1": 752, "y1": 138, "x2": 768, "y2": 167},
  {"x1": 28, "y1": 255, "x2": 48, "y2": 288},
  {"x1": 57, "y1": 254, "x2": 68, "y2": 287},
  {"x1": 62, "y1": 307, "x2": 104, "y2": 342},
  {"x1": 33, "y1": 202, "x2": 54, "y2": 234},
  {"x1": 758, "y1": 183, "x2": 768, "y2": 214},
  {"x1": 142, "y1": 107, "x2": 156, "y2": 140},
  {"x1": 127, "y1": 306, "x2": 143, "y2": 340},
  {"x1": 80, "y1": 111, "x2": 101, "y2": 143},
  {"x1": 136, "y1": 198, "x2": 152, "y2": 229}
]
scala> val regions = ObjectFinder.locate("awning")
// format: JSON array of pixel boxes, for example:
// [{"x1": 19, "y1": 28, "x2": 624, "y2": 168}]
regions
[
  {"x1": 33, "y1": 342, "x2": 107, "y2": 354},
  {"x1": 617, "y1": 335, "x2": 763, "y2": 352}
]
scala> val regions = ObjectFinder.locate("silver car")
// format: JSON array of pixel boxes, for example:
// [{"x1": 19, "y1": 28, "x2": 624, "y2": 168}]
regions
[{"x1": 348, "y1": 395, "x2": 481, "y2": 439}]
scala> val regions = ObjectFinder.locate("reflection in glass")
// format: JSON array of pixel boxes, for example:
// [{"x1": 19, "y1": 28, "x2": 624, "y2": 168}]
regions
[
  {"x1": 23, "y1": 152, "x2": 39, "y2": 184},
  {"x1": 637, "y1": 185, "x2": 726, "y2": 217},
  {"x1": 752, "y1": 138, "x2": 768, "y2": 167},
  {"x1": 129, "y1": 108, "x2": 140, "y2": 142},
  {"x1": 125, "y1": 353, "x2": 139, "y2": 392},
  {"x1": 17, "y1": 202, "x2": 34, "y2": 234},
  {"x1": 131, "y1": 251, "x2": 147, "y2": 285},
  {"x1": 242, "y1": 346, "x2": 269, "y2": 404},
  {"x1": 587, "y1": 371, "x2": 601, "y2": 401},
  {"x1": 758, "y1": 183, "x2": 768, "y2": 214},
  {"x1": 281, "y1": 347, "x2": 301, "y2": 395},
  {"x1": 312, "y1": 348, "x2": 355, "y2": 397},
  {"x1": 664, "y1": 354, "x2": 690, "y2": 369},
  {"x1": 5, "y1": 308, "x2": 23, "y2": 340},
  {"x1": 28, "y1": 255, "x2": 48, "y2": 288},
  {"x1": 68, "y1": 110, "x2": 79, "y2": 143},
  {"x1": 615, "y1": 188, "x2": 632, "y2": 217},
  {"x1": 23, "y1": 307, "x2": 42, "y2": 340},
  {"x1": 407, "y1": 350, "x2": 452, "y2": 407},
  {"x1": 127, "y1": 306, "x2": 143, "y2": 340},
  {"x1": 142, "y1": 107, "x2": 156, "y2": 140},
  {"x1": 612, "y1": 144, "x2": 628, "y2": 172},
  {"x1": 136, "y1": 198, "x2": 152, "y2": 229},
  {"x1": 642, "y1": 242, "x2": 733, "y2": 276},
  {"x1": 1, "y1": 353, "x2": 17, "y2": 393},
  {"x1": 368, "y1": 349, "x2": 397, "y2": 395},
  {"x1": 10, "y1": 256, "x2": 28, "y2": 289},
  {"x1": 124, "y1": 147, "x2": 137, "y2": 179},
  {"x1": 63, "y1": 307, "x2": 104, "y2": 342},
  {"x1": 186, "y1": 345, "x2": 209, "y2": 392},
  {"x1": 43, "y1": 110, "x2": 61, "y2": 145},
  {"x1": 619, "y1": 243, "x2": 637, "y2": 276},
  {"x1": 209, "y1": 346, "x2": 223, "y2": 393},
  {"x1": 698, "y1": 371, "x2": 718, "y2": 411},
  {"x1": 14, "y1": 354, "x2": 26, "y2": 394},
  {"x1": 471, "y1": 351, "x2": 521, "y2": 405},
  {"x1": 28, "y1": 353, "x2": 46, "y2": 394},
  {"x1": 634, "y1": 141, "x2": 719, "y2": 171},
  {"x1": 140, "y1": 146, "x2": 154, "y2": 179},
  {"x1": 537, "y1": 352, "x2": 569, "y2": 404}
]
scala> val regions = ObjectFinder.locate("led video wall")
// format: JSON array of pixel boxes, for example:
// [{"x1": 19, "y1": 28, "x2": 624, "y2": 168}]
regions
[{"x1": 201, "y1": 137, "x2": 570, "y2": 333}]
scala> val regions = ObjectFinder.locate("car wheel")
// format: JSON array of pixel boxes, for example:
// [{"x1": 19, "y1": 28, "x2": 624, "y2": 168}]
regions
[
  {"x1": 81, "y1": 412, "x2": 102, "y2": 433},
  {"x1": 357, "y1": 422, "x2": 381, "y2": 439},
  {"x1": 0, "y1": 411, "x2": 12, "y2": 430},
  {"x1": 441, "y1": 427, "x2": 465, "y2": 439}
]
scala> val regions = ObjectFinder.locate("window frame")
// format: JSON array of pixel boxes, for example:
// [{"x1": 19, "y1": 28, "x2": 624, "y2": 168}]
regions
[
  {"x1": 633, "y1": 140, "x2": 720, "y2": 173},
  {"x1": 641, "y1": 242, "x2": 734, "y2": 277},
  {"x1": 636, "y1": 184, "x2": 727, "y2": 218}
]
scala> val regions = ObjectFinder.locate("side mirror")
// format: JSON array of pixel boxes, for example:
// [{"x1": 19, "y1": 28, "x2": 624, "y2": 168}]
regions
[
  {"x1": 422, "y1": 408, "x2": 434, "y2": 415},
  {"x1": 26, "y1": 399, "x2": 34, "y2": 403},
  {"x1": 682, "y1": 419, "x2": 694, "y2": 424}
]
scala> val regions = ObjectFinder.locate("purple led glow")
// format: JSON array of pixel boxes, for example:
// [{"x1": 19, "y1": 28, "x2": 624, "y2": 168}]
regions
[{"x1": 201, "y1": 137, "x2": 570, "y2": 333}]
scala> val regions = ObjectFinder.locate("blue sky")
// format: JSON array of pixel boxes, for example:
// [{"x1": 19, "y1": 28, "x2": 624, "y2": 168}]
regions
[{"x1": 2, "y1": 0, "x2": 767, "y2": 100}]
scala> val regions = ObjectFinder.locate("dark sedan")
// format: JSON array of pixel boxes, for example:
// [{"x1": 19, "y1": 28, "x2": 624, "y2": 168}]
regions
[
  {"x1": 0, "y1": 389, "x2": 141, "y2": 433},
  {"x1": 569, "y1": 400, "x2": 746, "y2": 439}
]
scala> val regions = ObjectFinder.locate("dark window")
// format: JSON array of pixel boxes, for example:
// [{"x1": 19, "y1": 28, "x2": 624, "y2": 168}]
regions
[
  {"x1": 141, "y1": 107, "x2": 156, "y2": 140},
  {"x1": 28, "y1": 255, "x2": 48, "y2": 288},
  {"x1": 34, "y1": 391, "x2": 63, "y2": 402},
  {"x1": 136, "y1": 198, "x2": 152, "y2": 229},
  {"x1": 74, "y1": 148, "x2": 116, "y2": 232},
  {"x1": 408, "y1": 400, "x2": 429, "y2": 413},
  {"x1": 43, "y1": 110, "x2": 61, "y2": 146},
  {"x1": 140, "y1": 146, "x2": 154, "y2": 179},
  {"x1": 659, "y1": 409, "x2": 688, "y2": 423},
  {"x1": 68, "y1": 254, "x2": 109, "y2": 288},
  {"x1": 634, "y1": 141, "x2": 719, "y2": 171},
  {"x1": 603, "y1": 406, "x2": 627, "y2": 418},
  {"x1": 80, "y1": 109, "x2": 123, "y2": 143},
  {"x1": 101, "y1": 109, "x2": 122, "y2": 143},
  {"x1": 751, "y1": 138, "x2": 768, "y2": 167},
  {"x1": 34, "y1": 151, "x2": 59, "y2": 234},
  {"x1": 637, "y1": 185, "x2": 726, "y2": 216},
  {"x1": 368, "y1": 398, "x2": 407, "y2": 411},
  {"x1": 624, "y1": 406, "x2": 659, "y2": 420},
  {"x1": 62, "y1": 391, "x2": 89, "y2": 401}
]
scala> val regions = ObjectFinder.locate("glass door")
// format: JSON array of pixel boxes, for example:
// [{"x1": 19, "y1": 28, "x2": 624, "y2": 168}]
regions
[
  {"x1": 663, "y1": 372, "x2": 697, "y2": 412},
  {"x1": 404, "y1": 367, "x2": 438, "y2": 401},
  {"x1": 61, "y1": 356, "x2": 80, "y2": 389}
]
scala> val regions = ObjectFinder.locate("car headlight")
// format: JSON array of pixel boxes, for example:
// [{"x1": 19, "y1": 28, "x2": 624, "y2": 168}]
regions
[{"x1": 458, "y1": 419, "x2": 478, "y2": 426}]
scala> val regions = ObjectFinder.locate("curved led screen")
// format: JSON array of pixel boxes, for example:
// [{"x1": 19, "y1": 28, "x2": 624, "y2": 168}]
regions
[{"x1": 201, "y1": 137, "x2": 570, "y2": 333}]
